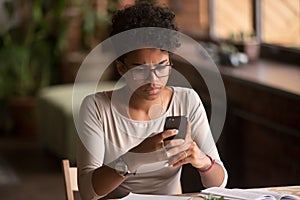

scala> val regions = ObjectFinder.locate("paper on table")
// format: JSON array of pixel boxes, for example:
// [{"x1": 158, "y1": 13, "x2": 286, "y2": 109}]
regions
[
  {"x1": 201, "y1": 187, "x2": 300, "y2": 200},
  {"x1": 121, "y1": 193, "x2": 193, "y2": 200}
]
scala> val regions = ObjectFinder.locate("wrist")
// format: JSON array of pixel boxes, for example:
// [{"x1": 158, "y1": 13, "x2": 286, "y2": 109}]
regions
[
  {"x1": 114, "y1": 156, "x2": 136, "y2": 177},
  {"x1": 196, "y1": 154, "x2": 215, "y2": 173},
  {"x1": 121, "y1": 152, "x2": 140, "y2": 172}
]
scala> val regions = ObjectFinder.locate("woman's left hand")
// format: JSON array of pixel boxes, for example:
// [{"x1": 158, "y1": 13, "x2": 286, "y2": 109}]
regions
[{"x1": 166, "y1": 121, "x2": 211, "y2": 170}]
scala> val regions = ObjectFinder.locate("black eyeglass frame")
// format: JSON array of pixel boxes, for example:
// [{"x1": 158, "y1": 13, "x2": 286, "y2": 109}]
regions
[{"x1": 121, "y1": 62, "x2": 173, "y2": 81}]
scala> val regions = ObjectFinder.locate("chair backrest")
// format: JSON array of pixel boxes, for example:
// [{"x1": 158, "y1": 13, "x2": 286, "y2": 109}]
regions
[{"x1": 62, "y1": 159, "x2": 79, "y2": 200}]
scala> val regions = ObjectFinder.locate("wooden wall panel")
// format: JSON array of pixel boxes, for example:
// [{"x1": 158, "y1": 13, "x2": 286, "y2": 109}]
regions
[{"x1": 173, "y1": 58, "x2": 300, "y2": 189}]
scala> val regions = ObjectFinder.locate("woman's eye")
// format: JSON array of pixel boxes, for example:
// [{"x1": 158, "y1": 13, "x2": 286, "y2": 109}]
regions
[
  {"x1": 134, "y1": 68, "x2": 147, "y2": 73},
  {"x1": 156, "y1": 65, "x2": 167, "y2": 71}
]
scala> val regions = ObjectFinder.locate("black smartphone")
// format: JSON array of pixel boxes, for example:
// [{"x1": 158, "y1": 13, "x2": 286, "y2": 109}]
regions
[{"x1": 163, "y1": 116, "x2": 188, "y2": 140}]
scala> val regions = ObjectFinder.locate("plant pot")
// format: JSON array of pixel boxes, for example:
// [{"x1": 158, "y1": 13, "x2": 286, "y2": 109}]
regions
[
  {"x1": 232, "y1": 41, "x2": 261, "y2": 62},
  {"x1": 244, "y1": 41, "x2": 260, "y2": 62},
  {"x1": 8, "y1": 97, "x2": 37, "y2": 139}
]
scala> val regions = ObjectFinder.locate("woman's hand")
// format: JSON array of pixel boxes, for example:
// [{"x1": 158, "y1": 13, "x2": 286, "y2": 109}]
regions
[
  {"x1": 165, "y1": 122, "x2": 212, "y2": 170},
  {"x1": 124, "y1": 129, "x2": 185, "y2": 169},
  {"x1": 130, "y1": 129, "x2": 183, "y2": 153}
]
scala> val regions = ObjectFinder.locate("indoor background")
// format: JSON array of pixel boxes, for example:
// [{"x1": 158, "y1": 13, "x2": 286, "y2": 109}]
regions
[{"x1": 0, "y1": 0, "x2": 299, "y2": 199}]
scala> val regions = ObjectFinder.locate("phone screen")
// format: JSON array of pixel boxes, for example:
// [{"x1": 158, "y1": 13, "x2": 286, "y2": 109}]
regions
[{"x1": 163, "y1": 116, "x2": 187, "y2": 140}]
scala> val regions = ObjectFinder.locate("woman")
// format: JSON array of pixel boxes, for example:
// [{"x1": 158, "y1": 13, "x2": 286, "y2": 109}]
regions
[{"x1": 77, "y1": 2, "x2": 227, "y2": 200}]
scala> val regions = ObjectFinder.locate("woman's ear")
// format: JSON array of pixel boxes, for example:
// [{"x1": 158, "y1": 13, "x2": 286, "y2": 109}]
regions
[{"x1": 116, "y1": 60, "x2": 126, "y2": 76}]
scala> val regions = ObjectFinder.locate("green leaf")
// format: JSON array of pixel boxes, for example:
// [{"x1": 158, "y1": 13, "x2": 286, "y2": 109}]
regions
[{"x1": 204, "y1": 193, "x2": 225, "y2": 200}]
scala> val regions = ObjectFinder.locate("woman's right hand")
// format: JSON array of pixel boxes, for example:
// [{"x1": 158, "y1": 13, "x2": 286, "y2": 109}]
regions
[
  {"x1": 129, "y1": 129, "x2": 182, "y2": 153},
  {"x1": 123, "y1": 129, "x2": 185, "y2": 169}
]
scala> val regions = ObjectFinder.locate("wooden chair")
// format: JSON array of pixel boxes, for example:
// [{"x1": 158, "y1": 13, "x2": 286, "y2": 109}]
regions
[
  {"x1": 61, "y1": 159, "x2": 181, "y2": 199},
  {"x1": 62, "y1": 159, "x2": 79, "y2": 200}
]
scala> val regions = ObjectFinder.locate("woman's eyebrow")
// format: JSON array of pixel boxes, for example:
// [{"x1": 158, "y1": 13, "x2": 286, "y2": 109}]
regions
[
  {"x1": 132, "y1": 59, "x2": 168, "y2": 66},
  {"x1": 158, "y1": 59, "x2": 168, "y2": 64}
]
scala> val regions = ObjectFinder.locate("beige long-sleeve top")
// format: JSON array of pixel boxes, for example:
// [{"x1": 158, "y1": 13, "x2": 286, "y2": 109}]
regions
[{"x1": 77, "y1": 86, "x2": 228, "y2": 200}]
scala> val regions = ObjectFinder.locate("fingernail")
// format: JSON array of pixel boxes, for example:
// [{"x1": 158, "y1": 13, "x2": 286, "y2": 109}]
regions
[
  {"x1": 164, "y1": 163, "x2": 169, "y2": 167},
  {"x1": 173, "y1": 129, "x2": 178, "y2": 134}
]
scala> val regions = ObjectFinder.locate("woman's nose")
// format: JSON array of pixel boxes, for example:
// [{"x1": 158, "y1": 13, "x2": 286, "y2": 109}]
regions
[{"x1": 148, "y1": 70, "x2": 159, "y2": 83}]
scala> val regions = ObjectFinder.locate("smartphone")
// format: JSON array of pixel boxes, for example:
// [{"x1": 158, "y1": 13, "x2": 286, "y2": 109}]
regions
[{"x1": 163, "y1": 116, "x2": 188, "y2": 140}]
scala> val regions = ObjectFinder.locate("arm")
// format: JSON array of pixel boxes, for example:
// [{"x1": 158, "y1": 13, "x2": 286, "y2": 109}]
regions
[
  {"x1": 77, "y1": 129, "x2": 184, "y2": 199},
  {"x1": 91, "y1": 127, "x2": 179, "y2": 197},
  {"x1": 77, "y1": 95, "x2": 184, "y2": 199},
  {"x1": 76, "y1": 95, "x2": 122, "y2": 200},
  {"x1": 77, "y1": 139, "x2": 127, "y2": 199},
  {"x1": 183, "y1": 141, "x2": 227, "y2": 188},
  {"x1": 197, "y1": 154, "x2": 226, "y2": 188},
  {"x1": 166, "y1": 89, "x2": 228, "y2": 188},
  {"x1": 166, "y1": 127, "x2": 227, "y2": 188},
  {"x1": 189, "y1": 90, "x2": 228, "y2": 187}
]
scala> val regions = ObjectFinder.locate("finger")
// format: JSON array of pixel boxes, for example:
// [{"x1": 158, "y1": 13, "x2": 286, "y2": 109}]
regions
[
  {"x1": 160, "y1": 129, "x2": 178, "y2": 140},
  {"x1": 166, "y1": 150, "x2": 189, "y2": 167},
  {"x1": 168, "y1": 140, "x2": 192, "y2": 156},
  {"x1": 164, "y1": 153, "x2": 181, "y2": 167},
  {"x1": 160, "y1": 139, "x2": 184, "y2": 159},
  {"x1": 164, "y1": 139, "x2": 184, "y2": 148},
  {"x1": 185, "y1": 121, "x2": 192, "y2": 141},
  {"x1": 171, "y1": 157, "x2": 190, "y2": 167},
  {"x1": 171, "y1": 150, "x2": 188, "y2": 162}
]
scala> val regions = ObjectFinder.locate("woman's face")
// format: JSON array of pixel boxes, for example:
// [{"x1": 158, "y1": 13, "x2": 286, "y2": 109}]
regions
[{"x1": 117, "y1": 48, "x2": 171, "y2": 101}]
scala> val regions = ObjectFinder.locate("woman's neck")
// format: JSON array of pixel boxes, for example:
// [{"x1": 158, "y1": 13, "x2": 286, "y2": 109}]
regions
[
  {"x1": 112, "y1": 86, "x2": 172, "y2": 121},
  {"x1": 130, "y1": 92, "x2": 164, "y2": 120}
]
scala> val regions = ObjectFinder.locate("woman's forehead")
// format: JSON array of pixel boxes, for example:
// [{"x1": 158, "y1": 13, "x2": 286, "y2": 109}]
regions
[{"x1": 124, "y1": 48, "x2": 169, "y2": 63}]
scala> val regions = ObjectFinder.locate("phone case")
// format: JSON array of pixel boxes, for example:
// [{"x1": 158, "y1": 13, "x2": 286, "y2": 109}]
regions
[{"x1": 163, "y1": 116, "x2": 187, "y2": 140}]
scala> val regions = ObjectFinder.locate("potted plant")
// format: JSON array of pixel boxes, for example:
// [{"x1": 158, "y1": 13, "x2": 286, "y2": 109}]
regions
[
  {"x1": 0, "y1": 0, "x2": 67, "y2": 137},
  {"x1": 229, "y1": 31, "x2": 261, "y2": 62}
]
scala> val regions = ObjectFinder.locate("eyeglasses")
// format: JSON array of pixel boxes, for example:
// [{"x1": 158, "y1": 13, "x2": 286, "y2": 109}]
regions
[{"x1": 123, "y1": 62, "x2": 172, "y2": 81}]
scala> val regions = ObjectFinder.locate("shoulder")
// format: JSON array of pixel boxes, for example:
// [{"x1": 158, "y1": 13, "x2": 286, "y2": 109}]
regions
[
  {"x1": 81, "y1": 92, "x2": 110, "y2": 110},
  {"x1": 172, "y1": 86, "x2": 200, "y2": 100}
]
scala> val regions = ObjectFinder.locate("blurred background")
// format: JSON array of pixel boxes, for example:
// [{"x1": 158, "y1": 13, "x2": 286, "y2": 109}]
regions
[{"x1": 0, "y1": 0, "x2": 299, "y2": 199}]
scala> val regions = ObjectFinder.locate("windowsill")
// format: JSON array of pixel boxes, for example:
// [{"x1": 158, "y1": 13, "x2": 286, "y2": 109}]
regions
[
  {"x1": 218, "y1": 59, "x2": 300, "y2": 98},
  {"x1": 172, "y1": 39, "x2": 299, "y2": 98}
]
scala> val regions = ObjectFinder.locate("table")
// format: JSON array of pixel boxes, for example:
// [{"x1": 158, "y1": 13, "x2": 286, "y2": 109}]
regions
[
  {"x1": 257, "y1": 185, "x2": 300, "y2": 197},
  {"x1": 179, "y1": 185, "x2": 300, "y2": 199},
  {"x1": 111, "y1": 185, "x2": 300, "y2": 199}
]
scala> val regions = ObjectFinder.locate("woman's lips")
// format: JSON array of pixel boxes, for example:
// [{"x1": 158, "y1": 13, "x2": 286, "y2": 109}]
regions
[{"x1": 145, "y1": 87, "x2": 161, "y2": 95}]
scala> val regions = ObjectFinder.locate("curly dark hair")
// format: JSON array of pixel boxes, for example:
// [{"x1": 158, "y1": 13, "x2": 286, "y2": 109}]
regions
[
  {"x1": 109, "y1": 2, "x2": 180, "y2": 53},
  {"x1": 110, "y1": 2, "x2": 178, "y2": 36}
]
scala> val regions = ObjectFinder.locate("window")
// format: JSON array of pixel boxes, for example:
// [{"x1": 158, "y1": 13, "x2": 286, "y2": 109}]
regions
[
  {"x1": 211, "y1": 0, "x2": 253, "y2": 41},
  {"x1": 210, "y1": 0, "x2": 300, "y2": 64},
  {"x1": 261, "y1": 0, "x2": 300, "y2": 48},
  {"x1": 211, "y1": 0, "x2": 300, "y2": 48}
]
